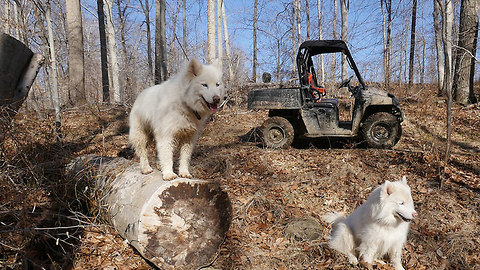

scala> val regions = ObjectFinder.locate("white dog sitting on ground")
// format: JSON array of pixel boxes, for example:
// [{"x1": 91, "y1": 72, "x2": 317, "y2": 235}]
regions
[
  {"x1": 323, "y1": 176, "x2": 417, "y2": 270},
  {"x1": 129, "y1": 59, "x2": 224, "y2": 180}
]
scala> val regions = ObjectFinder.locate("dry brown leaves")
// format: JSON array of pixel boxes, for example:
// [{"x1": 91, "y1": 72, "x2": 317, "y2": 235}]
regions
[{"x1": 1, "y1": 85, "x2": 479, "y2": 269}]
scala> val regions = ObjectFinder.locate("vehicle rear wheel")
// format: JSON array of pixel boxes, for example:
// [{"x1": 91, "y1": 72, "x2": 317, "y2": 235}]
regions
[
  {"x1": 361, "y1": 112, "x2": 401, "y2": 149},
  {"x1": 262, "y1": 116, "x2": 294, "y2": 149}
]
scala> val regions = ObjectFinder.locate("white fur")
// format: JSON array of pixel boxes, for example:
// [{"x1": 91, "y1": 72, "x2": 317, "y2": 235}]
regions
[
  {"x1": 323, "y1": 176, "x2": 417, "y2": 270},
  {"x1": 129, "y1": 59, "x2": 224, "y2": 180}
]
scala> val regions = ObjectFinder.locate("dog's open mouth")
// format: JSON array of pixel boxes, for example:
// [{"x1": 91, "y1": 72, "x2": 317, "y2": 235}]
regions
[
  {"x1": 396, "y1": 212, "x2": 413, "y2": 222},
  {"x1": 201, "y1": 96, "x2": 218, "y2": 112}
]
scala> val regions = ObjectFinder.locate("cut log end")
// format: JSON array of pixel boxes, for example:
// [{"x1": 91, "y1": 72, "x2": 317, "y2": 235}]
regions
[{"x1": 138, "y1": 180, "x2": 232, "y2": 269}]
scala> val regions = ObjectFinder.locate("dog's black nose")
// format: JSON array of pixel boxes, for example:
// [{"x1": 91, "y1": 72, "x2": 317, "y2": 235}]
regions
[{"x1": 212, "y1": 95, "x2": 220, "y2": 104}]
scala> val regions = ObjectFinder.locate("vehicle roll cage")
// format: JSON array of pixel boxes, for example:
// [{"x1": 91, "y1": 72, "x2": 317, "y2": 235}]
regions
[{"x1": 296, "y1": 40, "x2": 366, "y2": 92}]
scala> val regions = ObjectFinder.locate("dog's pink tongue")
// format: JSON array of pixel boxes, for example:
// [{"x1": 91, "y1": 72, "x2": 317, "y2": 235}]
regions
[{"x1": 209, "y1": 103, "x2": 218, "y2": 112}]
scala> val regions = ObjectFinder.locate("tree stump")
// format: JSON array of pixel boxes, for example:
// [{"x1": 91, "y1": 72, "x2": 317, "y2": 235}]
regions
[{"x1": 66, "y1": 155, "x2": 232, "y2": 270}]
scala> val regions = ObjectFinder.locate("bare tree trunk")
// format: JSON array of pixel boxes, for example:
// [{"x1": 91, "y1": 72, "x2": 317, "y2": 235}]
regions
[
  {"x1": 97, "y1": 0, "x2": 110, "y2": 103},
  {"x1": 207, "y1": 0, "x2": 216, "y2": 63},
  {"x1": 331, "y1": 0, "x2": 337, "y2": 84},
  {"x1": 253, "y1": 0, "x2": 258, "y2": 82},
  {"x1": 116, "y1": 0, "x2": 131, "y2": 100},
  {"x1": 139, "y1": 0, "x2": 154, "y2": 85},
  {"x1": 104, "y1": 0, "x2": 121, "y2": 103},
  {"x1": 434, "y1": 0, "x2": 445, "y2": 95},
  {"x1": 66, "y1": 155, "x2": 232, "y2": 270},
  {"x1": 453, "y1": 0, "x2": 480, "y2": 105},
  {"x1": 167, "y1": 0, "x2": 180, "y2": 72},
  {"x1": 182, "y1": 0, "x2": 187, "y2": 59},
  {"x1": 221, "y1": 2, "x2": 234, "y2": 81},
  {"x1": 317, "y1": 0, "x2": 325, "y2": 85},
  {"x1": 295, "y1": 0, "x2": 301, "y2": 46},
  {"x1": 340, "y1": 0, "x2": 349, "y2": 82},
  {"x1": 155, "y1": 0, "x2": 167, "y2": 83},
  {"x1": 65, "y1": 0, "x2": 86, "y2": 105},
  {"x1": 306, "y1": 0, "x2": 310, "y2": 39},
  {"x1": 45, "y1": 1, "x2": 61, "y2": 132},
  {"x1": 408, "y1": 0, "x2": 417, "y2": 87},
  {"x1": 216, "y1": 0, "x2": 223, "y2": 71},
  {"x1": 291, "y1": 1, "x2": 296, "y2": 76},
  {"x1": 437, "y1": 0, "x2": 454, "y2": 187},
  {"x1": 382, "y1": 0, "x2": 392, "y2": 90},
  {"x1": 421, "y1": 6, "x2": 426, "y2": 84},
  {"x1": 13, "y1": 2, "x2": 19, "y2": 40}
]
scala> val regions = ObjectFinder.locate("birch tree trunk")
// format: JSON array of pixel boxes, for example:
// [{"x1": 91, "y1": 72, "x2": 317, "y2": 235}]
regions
[
  {"x1": 340, "y1": 0, "x2": 349, "y2": 82},
  {"x1": 433, "y1": 0, "x2": 445, "y2": 95},
  {"x1": 65, "y1": 0, "x2": 86, "y2": 105},
  {"x1": 253, "y1": 0, "x2": 258, "y2": 82},
  {"x1": 182, "y1": 0, "x2": 187, "y2": 58},
  {"x1": 66, "y1": 155, "x2": 232, "y2": 270},
  {"x1": 438, "y1": 0, "x2": 454, "y2": 186},
  {"x1": 104, "y1": 0, "x2": 121, "y2": 103},
  {"x1": 408, "y1": 0, "x2": 417, "y2": 87},
  {"x1": 207, "y1": 0, "x2": 216, "y2": 63},
  {"x1": 453, "y1": 0, "x2": 480, "y2": 105}
]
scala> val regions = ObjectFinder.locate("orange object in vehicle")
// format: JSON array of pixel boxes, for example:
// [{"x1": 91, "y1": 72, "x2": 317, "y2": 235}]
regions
[{"x1": 308, "y1": 73, "x2": 325, "y2": 102}]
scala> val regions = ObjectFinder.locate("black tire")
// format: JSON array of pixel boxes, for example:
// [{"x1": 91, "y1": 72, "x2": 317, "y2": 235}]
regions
[
  {"x1": 262, "y1": 116, "x2": 294, "y2": 149},
  {"x1": 361, "y1": 112, "x2": 401, "y2": 149}
]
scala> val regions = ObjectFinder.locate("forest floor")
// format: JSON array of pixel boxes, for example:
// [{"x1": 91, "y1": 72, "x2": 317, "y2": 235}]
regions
[{"x1": 1, "y1": 84, "x2": 479, "y2": 270}]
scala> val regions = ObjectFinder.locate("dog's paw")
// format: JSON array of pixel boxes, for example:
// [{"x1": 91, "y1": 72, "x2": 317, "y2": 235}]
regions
[
  {"x1": 179, "y1": 172, "x2": 193, "y2": 178},
  {"x1": 162, "y1": 172, "x2": 178, "y2": 180},
  {"x1": 140, "y1": 165, "x2": 154, "y2": 174},
  {"x1": 347, "y1": 255, "x2": 358, "y2": 265}
]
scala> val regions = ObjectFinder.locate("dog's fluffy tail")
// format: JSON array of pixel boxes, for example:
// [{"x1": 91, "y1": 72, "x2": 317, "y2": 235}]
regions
[{"x1": 322, "y1": 212, "x2": 346, "y2": 226}]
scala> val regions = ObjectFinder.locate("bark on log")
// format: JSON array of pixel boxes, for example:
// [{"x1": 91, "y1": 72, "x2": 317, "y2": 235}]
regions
[
  {"x1": 0, "y1": 33, "x2": 44, "y2": 116},
  {"x1": 66, "y1": 155, "x2": 232, "y2": 270}
]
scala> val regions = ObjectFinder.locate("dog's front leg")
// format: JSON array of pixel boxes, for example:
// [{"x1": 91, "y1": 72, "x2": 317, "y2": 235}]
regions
[
  {"x1": 178, "y1": 141, "x2": 193, "y2": 178},
  {"x1": 156, "y1": 137, "x2": 178, "y2": 180},
  {"x1": 358, "y1": 242, "x2": 376, "y2": 267},
  {"x1": 389, "y1": 244, "x2": 405, "y2": 270}
]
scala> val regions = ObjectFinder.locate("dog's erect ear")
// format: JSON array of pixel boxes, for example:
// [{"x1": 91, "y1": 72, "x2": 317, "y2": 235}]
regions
[
  {"x1": 401, "y1": 175, "x2": 407, "y2": 184},
  {"x1": 383, "y1": 180, "x2": 394, "y2": 196},
  {"x1": 186, "y1": 59, "x2": 203, "y2": 81}
]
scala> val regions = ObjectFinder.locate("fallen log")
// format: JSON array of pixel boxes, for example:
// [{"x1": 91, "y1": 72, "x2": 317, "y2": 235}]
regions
[{"x1": 66, "y1": 155, "x2": 232, "y2": 269}]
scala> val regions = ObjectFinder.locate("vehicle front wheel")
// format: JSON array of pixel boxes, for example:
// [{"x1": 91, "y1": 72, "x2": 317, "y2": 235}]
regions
[
  {"x1": 361, "y1": 112, "x2": 401, "y2": 149},
  {"x1": 261, "y1": 116, "x2": 294, "y2": 149}
]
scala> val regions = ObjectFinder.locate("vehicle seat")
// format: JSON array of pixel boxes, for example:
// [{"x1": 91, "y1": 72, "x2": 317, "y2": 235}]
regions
[{"x1": 308, "y1": 72, "x2": 326, "y2": 102}]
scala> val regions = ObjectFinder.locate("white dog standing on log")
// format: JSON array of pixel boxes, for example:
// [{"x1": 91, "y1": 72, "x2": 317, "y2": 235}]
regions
[
  {"x1": 323, "y1": 176, "x2": 417, "y2": 270},
  {"x1": 129, "y1": 59, "x2": 224, "y2": 180}
]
